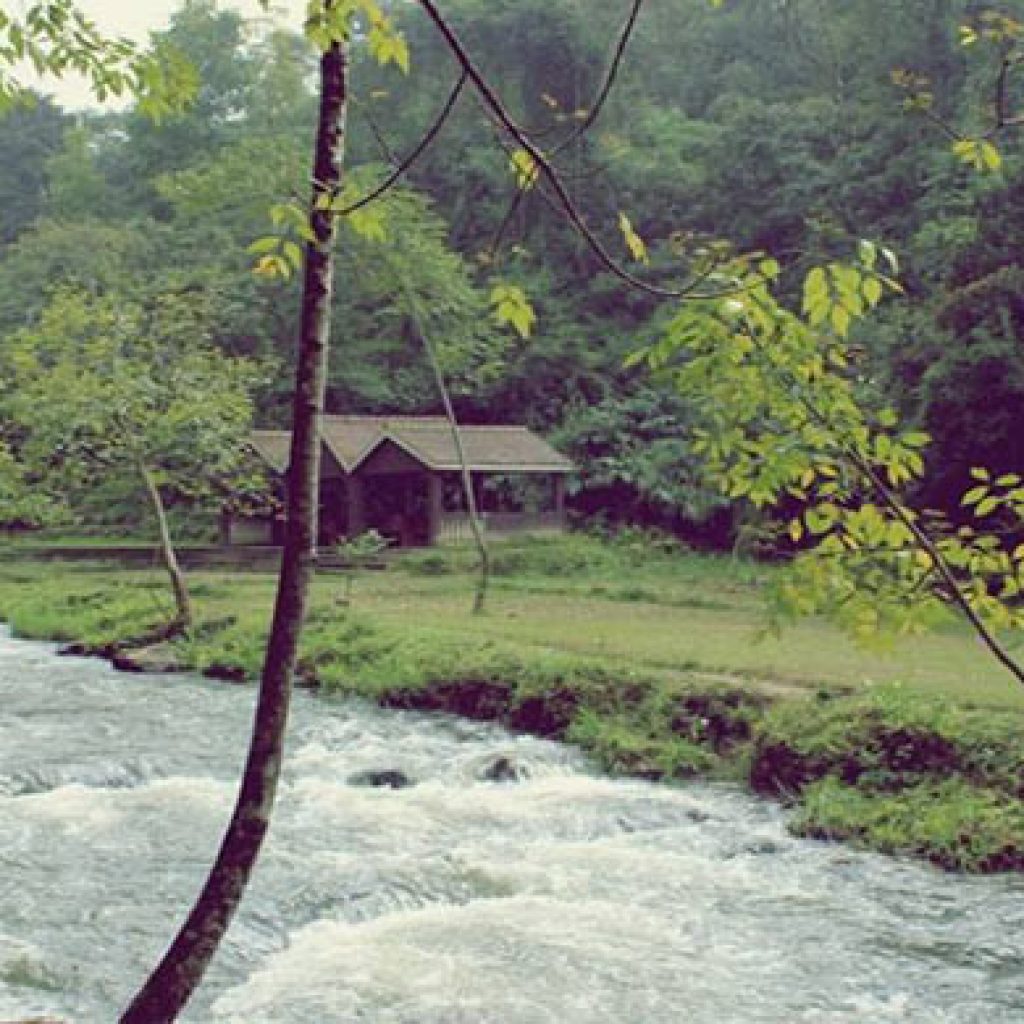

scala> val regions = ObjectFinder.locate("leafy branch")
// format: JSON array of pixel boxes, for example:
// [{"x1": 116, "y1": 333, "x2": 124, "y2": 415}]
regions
[
  {"x1": 893, "y1": 8, "x2": 1023, "y2": 172},
  {"x1": 414, "y1": 0, "x2": 768, "y2": 303},
  {"x1": 632, "y1": 248, "x2": 1024, "y2": 687}
]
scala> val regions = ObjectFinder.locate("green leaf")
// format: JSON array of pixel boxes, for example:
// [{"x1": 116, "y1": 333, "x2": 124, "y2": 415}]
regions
[
  {"x1": 509, "y1": 148, "x2": 538, "y2": 190},
  {"x1": 803, "y1": 266, "x2": 828, "y2": 315},
  {"x1": 282, "y1": 240, "x2": 302, "y2": 270},
  {"x1": 830, "y1": 303, "x2": 851, "y2": 337},
  {"x1": 857, "y1": 239, "x2": 877, "y2": 268},
  {"x1": 862, "y1": 276, "x2": 883, "y2": 307},
  {"x1": 490, "y1": 283, "x2": 536, "y2": 338},
  {"x1": 901, "y1": 431, "x2": 930, "y2": 448},
  {"x1": 953, "y1": 138, "x2": 1002, "y2": 174},
  {"x1": 618, "y1": 212, "x2": 649, "y2": 264},
  {"x1": 979, "y1": 140, "x2": 1002, "y2": 173},
  {"x1": 368, "y1": 27, "x2": 410, "y2": 74},
  {"x1": 246, "y1": 236, "x2": 280, "y2": 255}
]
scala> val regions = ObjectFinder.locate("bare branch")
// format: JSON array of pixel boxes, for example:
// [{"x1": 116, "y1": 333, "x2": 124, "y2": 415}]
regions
[
  {"x1": 339, "y1": 72, "x2": 468, "y2": 216},
  {"x1": 991, "y1": 50, "x2": 1024, "y2": 133},
  {"x1": 416, "y1": 0, "x2": 756, "y2": 302},
  {"x1": 547, "y1": 0, "x2": 645, "y2": 159},
  {"x1": 395, "y1": 275, "x2": 491, "y2": 615},
  {"x1": 487, "y1": 184, "x2": 528, "y2": 262},
  {"x1": 354, "y1": 95, "x2": 400, "y2": 164}
]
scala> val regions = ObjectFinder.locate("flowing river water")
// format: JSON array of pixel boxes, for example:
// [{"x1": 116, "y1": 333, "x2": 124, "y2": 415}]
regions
[{"x1": 1, "y1": 628, "x2": 1023, "y2": 1023}]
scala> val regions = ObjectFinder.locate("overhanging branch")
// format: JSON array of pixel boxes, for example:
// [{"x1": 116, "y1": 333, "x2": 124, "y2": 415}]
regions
[
  {"x1": 339, "y1": 71, "x2": 468, "y2": 216},
  {"x1": 415, "y1": 0, "x2": 754, "y2": 302}
]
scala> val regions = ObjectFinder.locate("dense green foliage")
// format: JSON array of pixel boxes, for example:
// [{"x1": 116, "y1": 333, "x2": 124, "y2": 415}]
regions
[
  {"x1": 1, "y1": 0, "x2": 1019, "y2": 540},
  {"x1": 0, "y1": 286, "x2": 266, "y2": 530}
]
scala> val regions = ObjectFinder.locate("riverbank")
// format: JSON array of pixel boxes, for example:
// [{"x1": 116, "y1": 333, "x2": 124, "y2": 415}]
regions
[{"x1": 1, "y1": 536, "x2": 1022, "y2": 873}]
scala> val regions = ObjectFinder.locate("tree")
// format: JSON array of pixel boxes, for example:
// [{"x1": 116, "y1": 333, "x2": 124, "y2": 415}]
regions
[
  {"x1": 631, "y1": 238, "x2": 1024, "y2": 686},
  {"x1": 0, "y1": 440, "x2": 56, "y2": 529},
  {"x1": 1, "y1": 0, "x2": 1019, "y2": 1018},
  {"x1": 3, "y1": 287, "x2": 263, "y2": 632},
  {"x1": 0, "y1": 93, "x2": 66, "y2": 244},
  {"x1": 0, "y1": 216, "x2": 162, "y2": 335},
  {"x1": 42, "y1": 122, "x2": 118, "y2": 220},
  {"x1": 0, "y1": 0, "x2": 195, "y2": 115},
  {"x1": 117, "y1": 10, "x2": 355, "y2": 1020},
  {"x1": 554, "y1": 388, "x2": 731, "y2": 537}
]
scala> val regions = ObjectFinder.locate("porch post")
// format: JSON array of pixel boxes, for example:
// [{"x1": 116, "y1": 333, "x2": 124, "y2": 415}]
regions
[
  {"x1": 553, "y1": 473, "x2": 566, "y2": 529},
  {"x1": 219, "y1": 507, "x2": 233, "y2": 547},
  {"x1": 426, "y1": 472, "x2": 443, "y2": 546},
  {"x1": 346, "y1": 474, "x2": 365, "y2": 537}
]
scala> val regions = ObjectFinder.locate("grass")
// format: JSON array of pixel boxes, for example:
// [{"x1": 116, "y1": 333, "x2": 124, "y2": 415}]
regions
[
  {"x1": 792, "y1": 778, "x2": 1024, "y2": 872},
  {"x1": 1, "y1": 533, "x2": 1023, "y2": 872}
]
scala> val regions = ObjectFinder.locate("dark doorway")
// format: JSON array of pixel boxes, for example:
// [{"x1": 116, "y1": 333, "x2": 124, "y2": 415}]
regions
[
  {"x1": 363, "y1": 473, "x2": 430, "y2": 546},
  {"x1": 319, "y1": 477, "x2": 348, "y2": 546}
]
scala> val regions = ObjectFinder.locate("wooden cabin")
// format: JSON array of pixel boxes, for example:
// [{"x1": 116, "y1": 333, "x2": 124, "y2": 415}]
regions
[{"x1": 227, "y1": 415, "x2": 574, "y2": 548}]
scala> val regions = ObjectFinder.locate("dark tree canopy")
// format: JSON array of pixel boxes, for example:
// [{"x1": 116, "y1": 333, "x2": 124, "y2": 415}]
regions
[{"x1": 0, "y1": 0, "x2": 1021, "y2": 537}]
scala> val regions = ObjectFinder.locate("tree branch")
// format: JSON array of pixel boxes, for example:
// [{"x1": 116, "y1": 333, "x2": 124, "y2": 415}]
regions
[
  {"x1": 743, "y1": 324, "x2": 1024, "y2": 689},
  {"x1": 416, "y1": 0, "x2": 757, "y2": 302},
  {"x1": 991, "y1": 50, "x2": 1024, "y2": 133},
  {"x1": 339, "y1": 71, "x2": 468, "y2": 216},
  {"x1": 547, "y1": 0, "x2": 645, "y2": 159},
  {"x1": 394, "y1": 274, "x2": 490, "y2": 615}
]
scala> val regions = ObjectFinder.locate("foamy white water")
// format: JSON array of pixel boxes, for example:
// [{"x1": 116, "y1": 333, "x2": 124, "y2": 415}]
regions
[{"x1": 0, "y1": 627, "x2": 1021, "y2": 1022}]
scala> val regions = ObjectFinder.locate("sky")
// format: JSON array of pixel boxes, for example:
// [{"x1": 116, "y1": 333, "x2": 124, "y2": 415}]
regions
[{"x1": 22, "y1": 0, "x2": 303, "y2": 110}]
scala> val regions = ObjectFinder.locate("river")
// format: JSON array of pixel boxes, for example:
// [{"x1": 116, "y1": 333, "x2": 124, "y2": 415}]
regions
[{"x1": 1, "y1": 627, "x2": 1022, "y2": 1022}]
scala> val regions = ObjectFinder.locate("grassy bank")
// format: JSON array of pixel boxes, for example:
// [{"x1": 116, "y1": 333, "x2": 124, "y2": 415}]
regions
[{"x1": 1, "y1": 534, "x2": 1022, "y2": 872}]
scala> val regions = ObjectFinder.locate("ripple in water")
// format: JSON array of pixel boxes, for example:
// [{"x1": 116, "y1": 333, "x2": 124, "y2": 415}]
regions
[{"x1": 0, "y1": 629, "x2": 1022, "y2": 1023}]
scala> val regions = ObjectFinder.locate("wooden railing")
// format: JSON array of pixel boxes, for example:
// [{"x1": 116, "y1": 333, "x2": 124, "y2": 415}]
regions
[{"x1": 437, "y1": 511, "x2": 564, "y2": 544}]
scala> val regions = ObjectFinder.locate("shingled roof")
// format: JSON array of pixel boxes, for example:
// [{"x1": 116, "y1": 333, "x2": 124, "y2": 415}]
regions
[
  {"x1": 250, "y1": 415, "x2": 573, "y2": 475},
  {"x1": 249, "y1": 429, "x2": 292, "y2": 473}
]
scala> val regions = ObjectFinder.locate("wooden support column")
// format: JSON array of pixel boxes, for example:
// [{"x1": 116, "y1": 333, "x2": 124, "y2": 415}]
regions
[
  {"x1": 219, "y1": 508, "x2": 233, "y2": 547},
  {"x1": 346, "y1": 474, "x2": 365, "y2": 537},
  {"x1": 426, "y1": 472, "x2": 443, "y2": 546},
  {"x1": 473, "y1": 473, "x2": 485, "y2": 516},
  {"x1": 553, "y1": 473, "x2": 566, "y2": 528}
]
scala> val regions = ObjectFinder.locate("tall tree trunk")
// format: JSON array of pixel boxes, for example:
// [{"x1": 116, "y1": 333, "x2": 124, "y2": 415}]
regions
[
  {"x1": 119, "y1": 39, "x2": 348, "y2": 1024},
  {"x1": 139, "y1": 463, "x2": 193, "y2": 630}
]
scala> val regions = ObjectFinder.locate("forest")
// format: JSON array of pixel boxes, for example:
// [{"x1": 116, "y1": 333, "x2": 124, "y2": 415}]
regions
[
  {"x1": 1, "y1": 3, "x2": 1024, "y2": 1021},
  {"x1": 0, "y1": 0, "x2": 1021, "y2": 546}
]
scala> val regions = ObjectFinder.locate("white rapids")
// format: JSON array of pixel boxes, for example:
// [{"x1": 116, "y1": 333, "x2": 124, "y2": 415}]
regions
[{"x1": 0, "y1": 627, "x2": 1022, "y2": 1023}]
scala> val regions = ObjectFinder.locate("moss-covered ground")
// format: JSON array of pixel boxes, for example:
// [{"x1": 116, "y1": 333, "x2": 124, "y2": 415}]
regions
[{"x1": 1, "y1": 533, "x2": 1022, "y2": 872}]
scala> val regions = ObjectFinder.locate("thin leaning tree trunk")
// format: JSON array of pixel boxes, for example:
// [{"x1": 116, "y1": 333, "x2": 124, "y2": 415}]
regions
[
  {"x1": 119, "y1": 40, "x2": 349, "y2": 1024},
  {"x1": 398, "y1": 281, "x2": 490, "y2": 614},
  {"x1": 139, "y1": 463, "x2": 193, "y2": 631}
]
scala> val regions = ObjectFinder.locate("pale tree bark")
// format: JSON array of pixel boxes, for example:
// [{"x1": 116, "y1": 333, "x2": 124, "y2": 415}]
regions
[
  {"x1": 397, "y1": 279, "x2": 490, "y2": 614},
  {"x1": 139, "y1": 463, "x2": 193, "y2": 631},
  {"x1": 119, "y1": 39, "x2": 349, "y2": 1024}
]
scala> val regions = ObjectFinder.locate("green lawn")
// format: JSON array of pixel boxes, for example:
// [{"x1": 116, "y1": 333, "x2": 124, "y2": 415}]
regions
[
  {"x1": 2, "y1": 540, "x2": 1022, "y2": 709},
  {"x1": 353, "y1": 574, "x2": 1022, "y2": 707}
]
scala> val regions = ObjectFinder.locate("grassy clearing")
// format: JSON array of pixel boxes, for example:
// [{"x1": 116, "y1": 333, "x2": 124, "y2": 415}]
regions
[{"x1": 1, "y1": 534, "x2": 1022, "y2": 872}]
